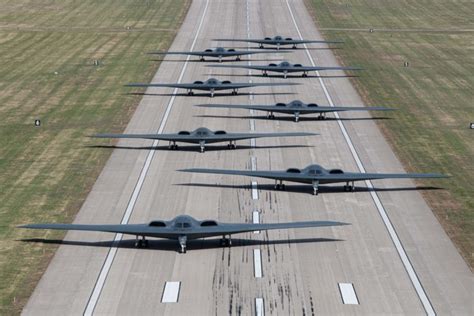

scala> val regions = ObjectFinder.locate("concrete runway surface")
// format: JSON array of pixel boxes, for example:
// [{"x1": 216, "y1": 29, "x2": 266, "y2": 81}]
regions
[{"x1": 23, "y1": 0, "x2": 472, "y2": 315}]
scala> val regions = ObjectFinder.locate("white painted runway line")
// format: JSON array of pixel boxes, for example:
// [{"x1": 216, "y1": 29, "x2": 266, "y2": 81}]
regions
[
  {"x1": 253, "y1": 211, "x2": 260, "y2": 234},
  {"x1": 338, "y1": 283, "x2": 359, "y2": 305},
  {"x1": 253, "y1": 249, "x2": 263, "y2": 278},
  {"x1": 161, "y1": 281, "x2": 181, "y2": 303},
  {"x1": 82, "y1": 1, "x2": 211, "y2": 315},
  {"x1": 252, "y1": 181, "x2": 259, "y2": 200},
  {"x1": 251, "y1": 156, "x2": 257, "y2": 171},
  {"x1": 285, "y1": 1, "x2": 436, "y2": 315},
  {"x1": 255, "y1": 298, "x2": 265, "y2": 316}
]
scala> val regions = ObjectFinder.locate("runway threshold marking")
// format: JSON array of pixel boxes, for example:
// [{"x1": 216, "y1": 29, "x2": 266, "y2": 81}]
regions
[
  {"x1": 285, "y1": 1, "x2": 436, "y2": 315},
  {"x1": 82, "y1": 1, "x2": 211, "y2": 314},
  {"x1": 161, "y1": 281, "x2": 181, "y2": 303},
  {"x1": 255, "y1": 297, "x2": 265, "y2": 316},
  {"x1": 338, "y1": 283, "x2": 359, "y2": 305}
]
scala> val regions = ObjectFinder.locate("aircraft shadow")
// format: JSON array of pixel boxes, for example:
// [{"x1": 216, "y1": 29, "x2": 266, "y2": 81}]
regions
[
  {"x1": 209, "y1": 73, "x2": 359, "y2": 79},
  {"x1": 85, "y1": 144, "x2": 313, "y2": 152},
  {"x1": 125, "y1": 92, "x2": 296, "y2": 98},
  {"x1": 177, "y1": 183, "x2": 444, "y2": 196},
  {"x1": 195, "y1": 114, "x2": 392, "y2": 122},
  {"x1": 19, "y1": 237, "x2": 342, "y2": 253}
]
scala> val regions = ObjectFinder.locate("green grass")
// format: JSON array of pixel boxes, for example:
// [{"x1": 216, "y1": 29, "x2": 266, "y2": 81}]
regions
[
  {"x1": 305, "y1": 0, "x2": 474, "y2": 268},
  {"x1": 0, "y1": 0, "x2": 190, "y2": 314}
]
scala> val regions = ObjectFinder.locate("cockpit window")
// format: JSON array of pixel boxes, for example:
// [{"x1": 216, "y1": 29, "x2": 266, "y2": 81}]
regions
[{"x1": 174, "y1": 222, "x2": 191, "y2": 228}]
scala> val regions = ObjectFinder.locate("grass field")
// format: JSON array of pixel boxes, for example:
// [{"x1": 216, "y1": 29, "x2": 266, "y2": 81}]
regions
[
  {"x1": 305, "y1": 0, "x2": 474, "y2": 268},
  {"x1": 0, "y1": 0, "x2": 190, "y2": 313}
]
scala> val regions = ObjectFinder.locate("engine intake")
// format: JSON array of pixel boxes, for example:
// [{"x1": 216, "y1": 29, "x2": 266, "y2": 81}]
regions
[
  {"x1": 201, "y1": 220, "x2": 218, "y2": 226},
  {"x1": 149, "y1": 221, "x2": 166, "y2": 227}
]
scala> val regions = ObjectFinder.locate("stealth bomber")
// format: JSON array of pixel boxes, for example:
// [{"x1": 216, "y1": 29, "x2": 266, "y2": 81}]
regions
[
  {"x1": 208, "y1": 61, "x2": 362, "y2": 78},
  {"x1": 93, "y1": 127, "x2": 317, "y2": 152},
  {"x1": 148, "y1": 47, "x2": 289, "y2": 62},
  {"x1": 214, "y1": 35, "x2": 343, "y2": 49},
  {"x1": 19, "y1": 215, "x2": 348, "y2": 253},
  {"x1": 196, "y1": 100, "x2": 393, "y2": 122},
  {"x1": 180, "y1": 164, "x2": 448, "y2": 195},
  {"x1": 126, "y1": 77, "x2": 298, "y2": 97}
]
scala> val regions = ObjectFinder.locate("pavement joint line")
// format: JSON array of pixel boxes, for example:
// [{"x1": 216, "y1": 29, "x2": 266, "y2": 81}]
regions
[
  {"x1": 285, "y1": 1, "x2": 436, "y2": 315},
  {"x1": 82, "y1": 1, "x2": 210, "y2": 314}
]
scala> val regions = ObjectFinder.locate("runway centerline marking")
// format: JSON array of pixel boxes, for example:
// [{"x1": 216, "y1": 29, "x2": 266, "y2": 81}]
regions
[
  {"x1": 253, "y1": 211, "x2": 260, "y2": 234},
  {"x1": 338, "y1": 283, "x2": 359, "y2": 305},
  {"x1": 246, "y1": 0, "x2": 258, "y2": 202},
  {"x1": 253, "y1": 249, "x2": 263, "y2": 278},
  {"x1": 285, "y1": 1, "x2": 435, "y2": 315},
  {"x1": 161, "y1": 281, "x2": 181, "y2": 303},
  {"x1": 255, "y1": 297, "x2": 265, "y2": 316},
  {"x1": 83, "y1": 1, "x2": 210, "y2": 314}
]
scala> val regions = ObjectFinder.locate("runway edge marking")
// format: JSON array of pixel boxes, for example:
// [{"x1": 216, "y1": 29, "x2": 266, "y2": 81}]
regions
[
  {"x1": 285, "y1": 0, "x2": 436, "y2": 315},
  {"x1": 82, "y1": 1, "x2": 211, "y2": 314}
]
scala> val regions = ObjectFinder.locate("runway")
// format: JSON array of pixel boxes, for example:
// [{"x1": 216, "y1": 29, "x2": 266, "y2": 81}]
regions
[{"x1": 23, "y1": 0, "x2": 472, "y2": 315}]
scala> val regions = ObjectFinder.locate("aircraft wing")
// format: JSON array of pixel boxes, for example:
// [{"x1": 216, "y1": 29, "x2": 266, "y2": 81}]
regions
[
  {"x1": 208, "y1": 64, "x2": 275, "y2": 71},
  {"x1": 18, "y1": 223, "x2": 175, "y2": 237},
  {"x1": 125, "y1": 83, "x2": 199, "y2": 89},
  {"x1": 147, "y1": 51, "x2": 206, "y2": 56},
  {"x1": 179, "y1": 168, "x2": 312, "y2": 182},
  {"x1": 212, "y1": 132, "x2": 317, "y2": 141},
  {"x1": 202, "y1": 220, "x2": 349, "y2": 235},
  {"x1": 319, "y1": 172, "x2": 449, "y2": 183},
  {"x1": 196, "y1": 104, "x2": 393, "y2": 114},
  {"x1": 92, "y1": 133, "x2": 204, "y2": 142},
  {"x1": 290, "y1": 39, "x2": 344, "y2": 44},
  {"x1": 195, "y1": 104, "x2": 271, "y2": 111},
  {"x1": 212, "y1": 82, "x2": 299, "y2": 90},
  {"x1": 315, "y1": 106, "x2": 393, "y2": 113},
  {"x1": 301, "y1": 66, "x2": 363, "y2": 71},
  {"x1": 213, "y1": 38, "x2": 262, "y2": 44}
]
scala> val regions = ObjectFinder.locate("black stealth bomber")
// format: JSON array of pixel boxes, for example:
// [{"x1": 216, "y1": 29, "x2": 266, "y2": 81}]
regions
[
  {"x1": 148, "y1": 47, "x2": 289, "y2": 62},
  {"x1": 208, "y1": 61, "x2": 362, "y2": 78},
  {"x1": 93, "y1": 127, "x2": 317, "y2": 153},
  {"x1": 214, "y1": 35, "x2": 343, "y2": 49},
  {"x1": 19, "y1": 215, "x2": 348, "y2": 253},
  {"x1": 196, "y1": 100, "x2": 393, "y2": 122},
  {"x1": 125, "y1": 77, "x2": 299, "y2": 97},
  {"x1": 180, "y1": 164, "x2": 448, "y2": 195}
]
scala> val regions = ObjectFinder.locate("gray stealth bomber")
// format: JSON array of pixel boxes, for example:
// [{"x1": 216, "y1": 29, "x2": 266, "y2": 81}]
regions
[
  {"x1": 180, "y1": 164, "x2": 448, "y2": 195},
  {"x1": 125, "y1": 77, "x2": 298, "y2": 97},
  {"x1": 196, "y1": 100, "x2": 393, "y2": 122},
  {"x1": 148, "y1": 47, "x2": 289, "y2": 62},
  {"x1": 19, "y1": 215, "x2": 348, "y2": 253},
  {"x1": 209, "y1": 61, "x2": 362, "y2": 78},
  {"x1": 214, "y1": 35, "x2": 343, "y2": 49},
  {"x1": 93, "y1": 127, "x2": 317, "y2": 153}
]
